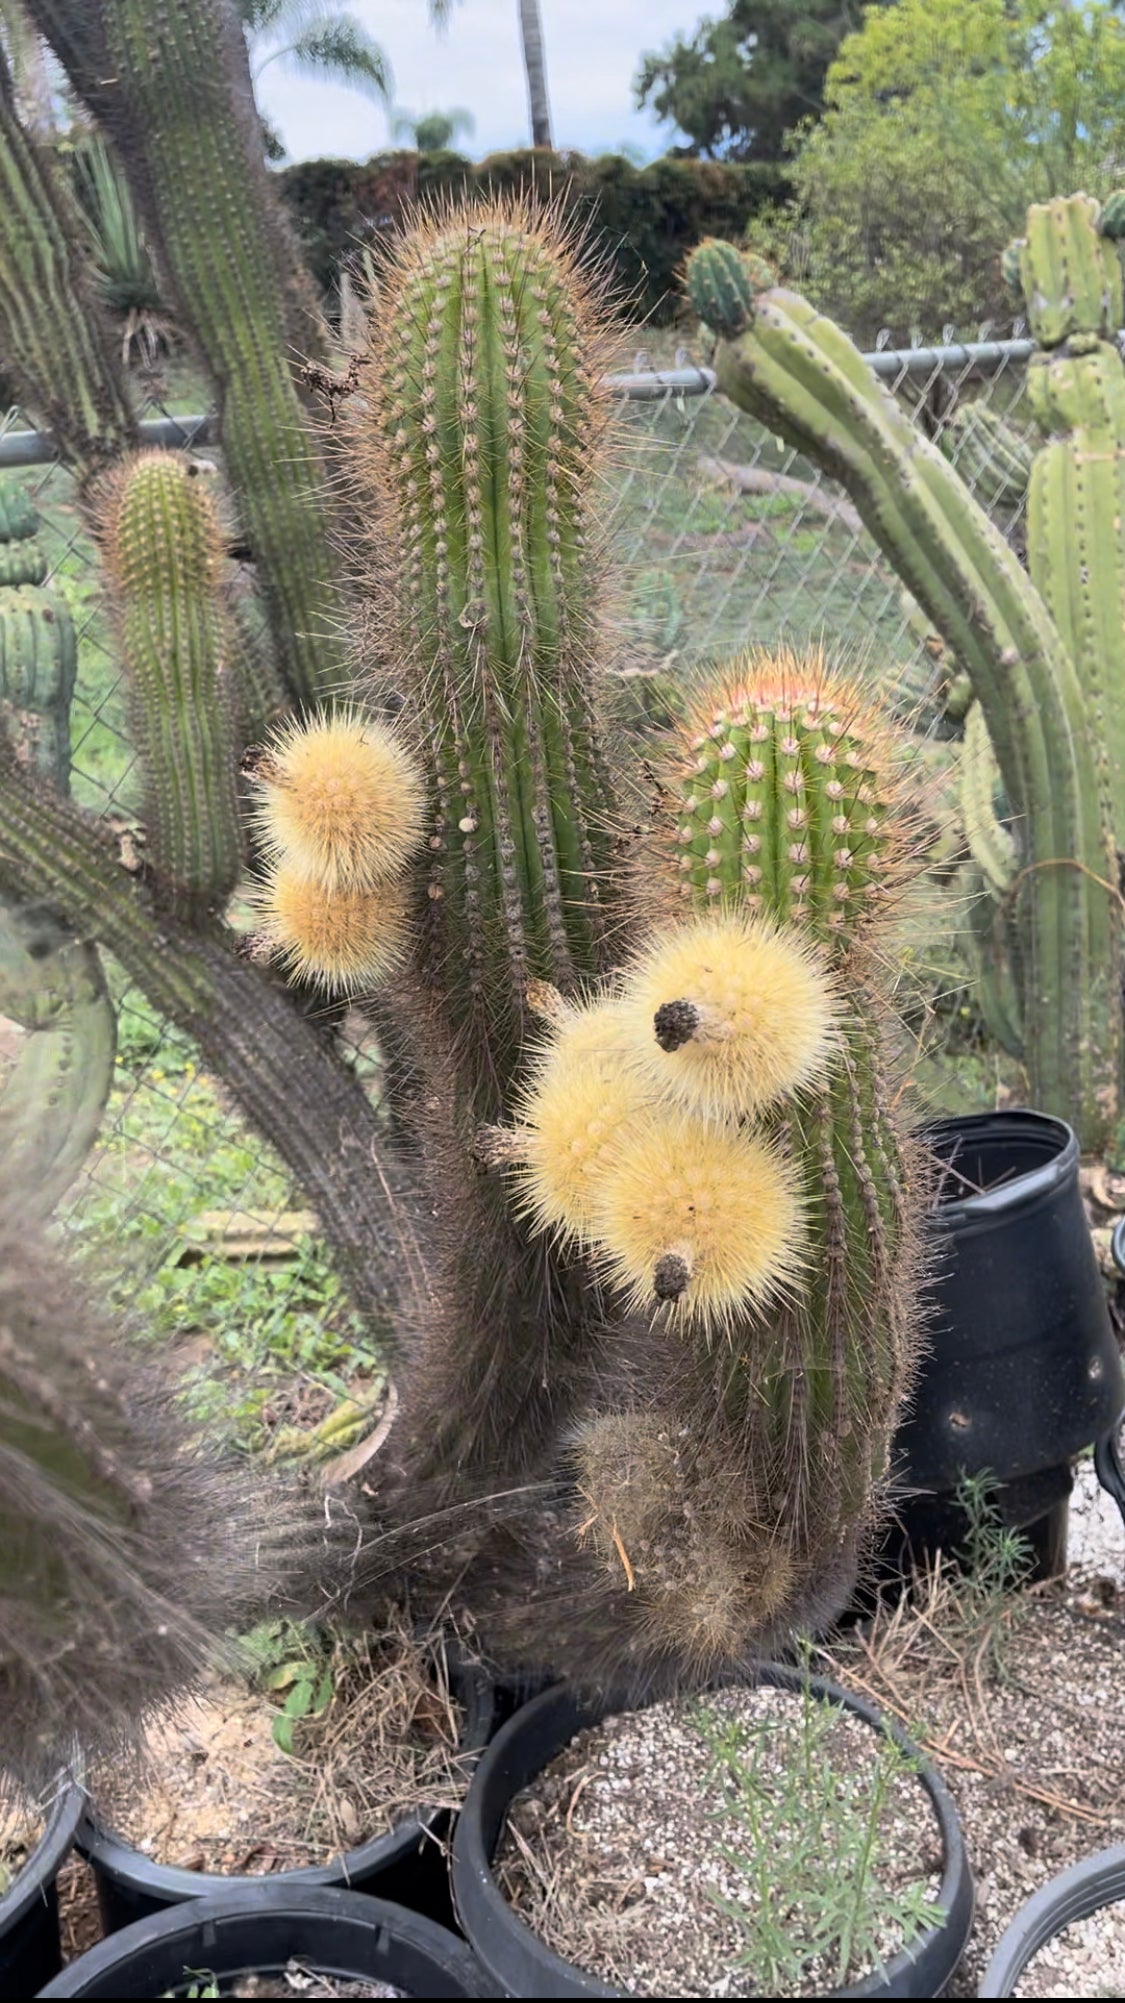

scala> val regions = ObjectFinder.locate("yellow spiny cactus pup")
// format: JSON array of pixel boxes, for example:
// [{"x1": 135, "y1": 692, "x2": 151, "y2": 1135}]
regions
[
  {"x1": 618, "y1": 913, "x2": 838, "y2": 1122},
  {"x1": 477, "y1": 998, "x2": 652, "y2": 1243},
  {"x1": 590, "y1": 1105, "x2": 805, "y2": 1330},
  {"x1": 250, "y1": 708, "x2": 424, "y2": 892},
  {"x1": 255, "y1": 862, "x2": 407, "y2": 993}
]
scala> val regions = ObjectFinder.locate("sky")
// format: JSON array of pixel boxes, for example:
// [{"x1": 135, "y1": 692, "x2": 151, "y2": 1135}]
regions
[{"x1": 253, "y1": 1, "x2": 702, "y2": 165}]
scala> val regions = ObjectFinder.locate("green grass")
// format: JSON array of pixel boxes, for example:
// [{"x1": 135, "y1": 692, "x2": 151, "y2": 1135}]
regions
[{"x1": 58, "y1": 975, "x2": 384, "y2": 1453}]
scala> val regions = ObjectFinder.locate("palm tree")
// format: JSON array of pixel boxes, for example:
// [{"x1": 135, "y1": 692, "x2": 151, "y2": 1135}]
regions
[
  {"x1": 238, "y1": 1, "x2": 392, "y2": 110},
  {"x1": 429, "y1": 0, "x2": 553, "y2": 150},
  {"x1": 391, "y1": 106, "x2": 475, "y2": 153}
]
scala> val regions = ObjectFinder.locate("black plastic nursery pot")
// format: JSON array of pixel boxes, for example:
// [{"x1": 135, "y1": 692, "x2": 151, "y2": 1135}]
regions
[
  {"x1": 451, "y1": 1666, "x2": 974, "y2": 2000},
  {"x1": 884, "y1": 1109, "x2": 1125, "y2": 1578},
  {"x1": 35, "y1": 1884, "x2": 487, "y2": 1996},
  {"x1": 78, "y1": 1658, "x2": 495, "y2": 1937},
  {"x1": 977, "y1": 1842, "x2": 1125, "y2": 1997},
  {"x1": 0, "y1": 1778, "x2": 84, "y2": 1997}
]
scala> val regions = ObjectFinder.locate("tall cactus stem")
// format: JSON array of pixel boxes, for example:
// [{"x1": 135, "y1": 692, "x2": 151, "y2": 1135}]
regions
[
  {"x1": 98, "y1": 451, "x2": 242, "y2": 914},
  {"x1": 0, "y1": 44, "x2": 135, "y2": 481},
  {"x1": 35, "y1": 0, "x2": 349, "y2": 707},
  {"x1": 351, "y1": 200, "x2": 625, "y2": 1113}
]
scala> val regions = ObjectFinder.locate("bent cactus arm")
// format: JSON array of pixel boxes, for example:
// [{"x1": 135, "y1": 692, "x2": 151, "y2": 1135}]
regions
[{"x1": 686, "y1": 239, "x2": 1121, "y2": 1149}]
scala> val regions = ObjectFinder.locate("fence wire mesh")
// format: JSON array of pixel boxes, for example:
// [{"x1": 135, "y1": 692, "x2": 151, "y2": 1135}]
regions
[{"x1": 0, "y1": 331, "x2": 1036, "y2": 1429}]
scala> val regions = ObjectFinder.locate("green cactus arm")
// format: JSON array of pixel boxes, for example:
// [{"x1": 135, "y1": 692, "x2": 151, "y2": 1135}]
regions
[
  {"x1": 1017, "y1": 194, "x2": 1123, "y2": 348},
  {"x1": 687, "y1": 244, "x2": 1120, "y2": 1149},
  {"x1": 961, "y1": 699, "x2": 1018, "y2": 899},
  {"x1": 0, "y1": 585, "x2": 77, "y2": 791},
  {"x1": 1024, "y1": 341, "x2": 1125, "y2": 845},
  {"x1": 354, "y1": 210, "x2": 623, "y2": 1110},
  {"x1": 28, "y1": 0, "x2": 347, "y2": 709},
  {"x1": 959, "y1": 862, "x2": 1024, "y2": 1061},
  {"x1": 0, "y1": 738, "x2": 410, "y2": 1338},
  {"x1": 0, "y1": 484, "x2": 40, "y2": 543},
  {"x1": 942, "y1": 404, "x2": 1032, "y2": 510},
  {"x1": 0, "y1": 900, "x2": 116, "y2": 1222},
  {"x1": 0, "y1": 44, "x2": 135, "y2": 482},
  {"x1": 98, "y1": 451, "x2": 242, "y2": 912}
]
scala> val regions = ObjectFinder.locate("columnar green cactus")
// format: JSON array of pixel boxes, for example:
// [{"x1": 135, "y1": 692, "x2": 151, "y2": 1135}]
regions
[
  {"x1": 1020, "y1": 198, "x2": 1125, "y2": 842},
  {"x1": 943, "y1": 403, "x2": 1033, "y2": 509},
  {"x1": 551, "y1": 662, "x2": 919, "y2": 1676},
  {"x1": 99, "y1": 450, "x2": 242, "y2": 913},
  {"x1": 25, "y1": 0, "x2": 347, "y2": 709},
  {"x1": 0, "y1": 486, "x2": 115, "y2": 1223},
  {"x1": 351, "y1": 202, "x2": 623, "y2": 1110},
  {"x1": 686, "y1": 234, "x2": 1122, "y2": 1150},
  {"x1": 0, "y1": 44, "x2": 135, "y2": 480},
  {"x1": 0, "y1": 584, "x2": 76, "y2": 791},
  {"x1": 663, "y1": 661, "x2": 902, "y2": 941},
  {"x1": 0, "y1": 900, "x2": 116, "y2": 1223},
  {"x1": 1012, "y1": 194, "x2": 1122, "y2": 348}
]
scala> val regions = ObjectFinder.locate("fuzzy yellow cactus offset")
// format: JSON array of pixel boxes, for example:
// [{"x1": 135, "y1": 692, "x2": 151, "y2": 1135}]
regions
[
  {"x1": 255, "y1": 862, "x2": 407, "y2": 992},
  {"x1": 618, "y1": 913, "x2": 838, "y2": 1122},
  {"x1": 591, "y1": 1105, "x2": 805, "y2": 1328},
  {"x1": 250, "y1": 708, "x2": 424, "y2": 893}
]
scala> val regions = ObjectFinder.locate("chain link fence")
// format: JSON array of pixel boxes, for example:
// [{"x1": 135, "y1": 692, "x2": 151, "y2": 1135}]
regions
[{"x1": 0, "y1": 330, "x2": 1037, "y2": 1429}]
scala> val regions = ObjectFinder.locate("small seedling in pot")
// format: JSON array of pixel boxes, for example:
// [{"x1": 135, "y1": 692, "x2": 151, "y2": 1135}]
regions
[
  {"x1": 694, "y1": 1680, "x2": 942, "y2": 1993},
  {"x1": 240, "y1": 1619, "x2": 336, "y2": 1756}
]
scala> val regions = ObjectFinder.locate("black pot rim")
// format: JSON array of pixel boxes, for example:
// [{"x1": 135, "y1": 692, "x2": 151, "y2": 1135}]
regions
[
  {"x1": 78, "y1": 1655, "x2": 494, "y2": 1901},
  {"x1": 35, "y1": 1883, "x2": 484, "y2": 1997},
  {"x1": 451, "y1": 1664, "x2": 974, "y2": 2000},
  {"x1": 0, "y1": 1772, "x2": 85, "y2": 1943},
  {"x1": 978, "y1": 1843, "x2": 1125, "y2": 1997},
  {"x1": 916, "y1": 1108, "x2": 1076, "y2": 1228}
]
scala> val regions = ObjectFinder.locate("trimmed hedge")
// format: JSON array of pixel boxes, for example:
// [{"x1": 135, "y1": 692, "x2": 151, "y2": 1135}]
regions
[{"x1": 276, "y1": 148, "x2": 790, "y2": 323}]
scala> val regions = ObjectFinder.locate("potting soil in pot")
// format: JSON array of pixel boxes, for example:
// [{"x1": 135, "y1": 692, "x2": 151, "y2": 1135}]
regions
[
  {"x1": 1013, "y1": 1901, "x2": 1125, "y2": 1999},
  {"x1": 89, "y1": 1628, "x2": 469, "y2": 1875},
  {"x1": 497, "y1": 1683, "x2": 943, "y2": 1999},
  {"x1": 0, "y1": 1787, "x2": 44, "y2": 1897}
]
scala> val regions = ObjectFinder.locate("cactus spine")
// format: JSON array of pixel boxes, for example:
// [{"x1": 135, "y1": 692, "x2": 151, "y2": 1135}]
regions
[
  {"x1": 686, "y1": 236, "x2": 1121, "y2": 1150},
  {"x1": 352, "y1": 202, "x2": 623, "y2": 1110},
  {"x1": 99, "y1": 451, "x2": 241, "y2": 913}
]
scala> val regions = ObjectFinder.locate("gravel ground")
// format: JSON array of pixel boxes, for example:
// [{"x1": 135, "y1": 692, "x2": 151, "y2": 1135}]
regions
[
  {"x1": 823, "y1": 1576, "x2": 1125, "y2": 1997},
  {"x1": 1067, "y1": 1452, "x2": 1125, "y2": 1587},
  {"x1": 1014, "y1": 1899, "x2": 1125, "y2": 1998}
]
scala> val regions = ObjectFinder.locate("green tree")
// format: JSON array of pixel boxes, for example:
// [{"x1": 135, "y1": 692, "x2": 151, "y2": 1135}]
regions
[
  {"x1": 634, "y1": 0, "x2": 880, "y2": 162},
  {"x1": 239, "y1": 0, "x2": 391, "y2": 113},
  {"x1": 390, "y1": 104, "x2": 475, "y2": 152},
  {"x1": 786, "y1": 0, "x2": 1125, "y2": 341}
]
